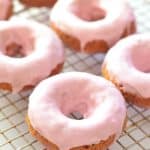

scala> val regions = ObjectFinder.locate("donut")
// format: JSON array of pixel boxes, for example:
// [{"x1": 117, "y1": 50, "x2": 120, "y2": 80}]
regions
[
  {"x1": 50, "y1": 0, "x2": 136, "y2": 54},
  {"x1": 0, "y1": 0, "x2": 13, "y2": 20},
  {"x1": 0, "y1": 19, "x2": 64, "y2": 92},
  {"x1": 102, "y1": 34, "x2": 150, "y2": 108},
  {"x1": 19, "y1": 0, "x2": 56, "y2": 7},
  {"x1": 26, "y1": 72, "x2": 127, "y2": 150}
]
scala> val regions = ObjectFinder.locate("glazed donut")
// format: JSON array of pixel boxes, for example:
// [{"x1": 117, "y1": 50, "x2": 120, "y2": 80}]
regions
[
  {"x1": 0, "y1": 0, "x2": 12, "y2": 20},
  {"x1": 26, "y1": 72, "x2": 127, "y2": 150},
  {"x1": 102, "y1": 34, "x2": 150, "y2": 108},
  {"x1": 0, "y1": 19, "x2": 64, "y2": 92},
  {"x1": 19, "y1": 0, "x2": 56, "y2": 7},
  {"x1": 50, "y1": 0, "x2": 136, "y2": 53}
]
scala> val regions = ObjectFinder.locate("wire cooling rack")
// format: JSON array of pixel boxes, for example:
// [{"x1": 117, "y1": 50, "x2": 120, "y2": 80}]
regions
[{"x1": 0, "y1": 0, "x2": 150, "y2": 150}]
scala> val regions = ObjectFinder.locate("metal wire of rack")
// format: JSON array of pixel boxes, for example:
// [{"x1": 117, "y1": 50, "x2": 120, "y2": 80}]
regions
[{"x1": 0, "y1": 0, "x2": 150, "y2": 150}]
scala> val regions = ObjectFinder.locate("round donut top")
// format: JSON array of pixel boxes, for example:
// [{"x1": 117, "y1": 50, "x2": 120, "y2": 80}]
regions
[
  {"x1": 28, "y1": 72, "x2": 126, "y2": 150},
  {"x1": 50, "y1": 0, "x2": 135, "y2": 49},
  {"x1": 0, "y1": 19, "x2": 64, "y2": 92},
  {"x1": 103, "y1": 33, "x2": 150, "y2": 98},
  {"x1": 0, "y1": 0, "x2": 12, "y2": 19}
]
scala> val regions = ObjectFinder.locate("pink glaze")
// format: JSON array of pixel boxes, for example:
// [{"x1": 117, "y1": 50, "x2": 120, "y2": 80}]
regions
[
  {"x1": 0, "y1": 0, "x2": 12, "y2": 19},
  {"x1": 0, "y1": 19, "x2": 64, "y2": 92},
  {"x1": 103, "y1": 34, "x2": 150, "y2": 99},
  {"x1": 50, "y1": 0, "x2": 135, "y2": 51},
  {"x1": 28, "y1": 72, "x2": 126, "y2": 150}
]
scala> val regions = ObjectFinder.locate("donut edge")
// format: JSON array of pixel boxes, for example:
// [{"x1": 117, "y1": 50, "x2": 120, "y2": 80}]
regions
[
  {"x1": 26, "y1": 114, "x2": 127, "y2": 150},
  {"x1": 19, "y1": 0, "x2": 57, "y2": 7},
  {"x1": 50, "y1": 20, "x2": 136, "y2": 54},
  {"x1": 102, "y1": 65, "x2": 150, "y2": 108},
  {"x1": 26, "y1": 116, "x2": 116, "y2": 150},
  {"x1": 50, "y1": 23, "x2": 109, "y2": 54},
  {"x1": 0, "y1": 63, "x2": 63, "y2": 92}
]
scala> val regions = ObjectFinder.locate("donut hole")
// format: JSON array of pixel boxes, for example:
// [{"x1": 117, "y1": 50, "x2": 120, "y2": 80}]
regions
[
  {"x1": 68, "y1": 111, "x2": 84, "y2": 120},
  {"x1": 5, "y1": 43, "x2": 24, "y2": 58},
  {"x1": 131, "y1": 44, "x2": 150, "y2": 73},
  {"x1": 62, "y1": 100, "x2": 89, "y2": 120},
  {"x1": 70, "y1": 1, "x2": 106, "y2": 21},
  {"x1": 54, "y1": 79, "x2": 99, "y2": 120},
  {"x1": 0, "y1": 27, "x2": 34, "y2": 58}
]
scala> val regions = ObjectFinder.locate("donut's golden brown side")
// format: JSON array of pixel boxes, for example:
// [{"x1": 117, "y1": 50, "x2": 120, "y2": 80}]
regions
[
  {"x1": 51, "y1": 23, "x2": 81, "y2": 52},
  {"x1": 51, "y1": 20, "x2": 136, "y2": 54},
  {"x1": 0, "y1": 63, "x2": 63, "y2": 92},
  {"x1": 121, "y1": 21, "x2": 136, "y2": 38},
  {"x1": 102, "y1": 65, "x2": 150, "y2": 108},
  {"x1": 50, "y1": 23, "x2": 109, "y2": 54},
  {"x1": 84, "y1": 40, "x2": 109, "y2": 54},
  {"x1": 26, "y1": 116, "x2": 117, "y2": 150},
  {"x1": 19, "y1": 0, "x2": 56, "y2": 7}
]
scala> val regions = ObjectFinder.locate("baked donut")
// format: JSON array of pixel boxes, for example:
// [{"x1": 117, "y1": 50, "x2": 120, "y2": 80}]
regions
[
  {"x1": 102, "y1": 34, "x2": 150, "y2": 108},
  {"x1": 26, "y1": 72, "x2": 127, "y2": 150},
  {"x1": 0, "y1": 0, "x2": 13, "y2": 20},
  {"x1": 50, "y1": 0, "x2": 136, "y2": 53},
  {"x1": 0, "y1": 19, "x2": 64, "y2": 92},
  {"x1": 19, "y1": 0, "x2": 56, "y2": 7}
]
